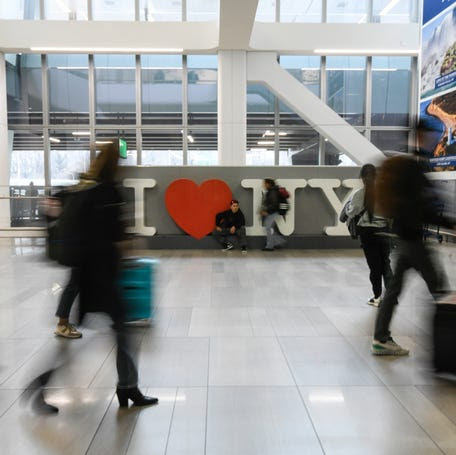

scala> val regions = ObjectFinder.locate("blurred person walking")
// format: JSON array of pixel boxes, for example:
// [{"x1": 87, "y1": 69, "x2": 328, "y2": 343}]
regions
[
  {"x1": 25, "y1": 142, "x2": 158, "y2": 413},
  {"x1": 372, "y1": 156, "x2": 453, "y2": 356},
  {"x1": 261, "y1": 178, "x2": 286, "y2": 251},
  {"x1": 345, "y1": 164, "x2": 392, "y2": 307}
]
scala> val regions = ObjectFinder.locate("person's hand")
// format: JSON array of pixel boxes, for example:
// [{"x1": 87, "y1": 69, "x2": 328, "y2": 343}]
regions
[
  {"x1": 230, "y1": 226, "x2": 236, "y2": 234},
  {"x1": 215, "y1": 226, "x2": 222, "y2": 232}
]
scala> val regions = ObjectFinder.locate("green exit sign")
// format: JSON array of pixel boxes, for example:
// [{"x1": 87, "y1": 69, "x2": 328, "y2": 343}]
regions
[{"x1": 119, "y1": 138, "x2": 127, "y2": 159}]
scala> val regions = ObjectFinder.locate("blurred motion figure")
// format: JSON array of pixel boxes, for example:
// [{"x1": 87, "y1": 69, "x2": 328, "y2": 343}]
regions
[{"x1": 372, "y1": 156, "x2": 453, "y2": 356}]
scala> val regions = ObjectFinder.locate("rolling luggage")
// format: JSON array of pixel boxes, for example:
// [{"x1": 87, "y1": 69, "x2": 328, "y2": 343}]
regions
[
  {"x1": 433, "y1": 294, "x2": 456, "y2": 374},
  {"x1": 119, "y1": 257, "x2": 156, "y2": 324}
]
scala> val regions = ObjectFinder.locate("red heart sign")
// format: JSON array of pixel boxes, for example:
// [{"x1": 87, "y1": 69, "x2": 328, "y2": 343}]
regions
[{"x1": 165, "y1": 179, "x2": 233, "y2": 239}]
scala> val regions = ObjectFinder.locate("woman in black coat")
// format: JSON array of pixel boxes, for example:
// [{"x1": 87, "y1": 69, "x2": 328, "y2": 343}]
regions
[{"x1": 27, "y1": 142, "x2": 158, "y2": 412}]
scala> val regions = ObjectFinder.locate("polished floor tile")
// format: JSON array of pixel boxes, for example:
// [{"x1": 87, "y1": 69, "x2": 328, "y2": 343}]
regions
[
  {"x1": 300, "y1": 386, "x2": 442, "y2": 454},
  {"x1": 209, "y1": 337, "x2": 295, "y2": 386},
  {"x1": 280, "y1": 337, "x2": 382, "y2": 386},
  {"x1": 206, "y1": 387, "x2": 323, "y2": 455},
  {"x1": 2, "y1": 240, "x2": 456, "y2": 454}
]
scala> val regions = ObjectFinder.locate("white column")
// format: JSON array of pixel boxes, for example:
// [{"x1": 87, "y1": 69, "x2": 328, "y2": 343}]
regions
[
  {"x1": 217, "y1": 50, "x2": 247, "y2": 165},
  {"x1": 0, "y1": 53, "x2": 11, "y2": 229}
]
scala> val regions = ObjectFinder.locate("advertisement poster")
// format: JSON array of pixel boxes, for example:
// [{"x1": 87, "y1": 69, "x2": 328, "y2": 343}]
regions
[{"x1": 421, "y1": 0, "x2": 456, "y2": 170}]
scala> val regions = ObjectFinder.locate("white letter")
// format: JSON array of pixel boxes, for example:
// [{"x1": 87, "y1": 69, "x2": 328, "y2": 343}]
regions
[
  {"x1": 241, "y1": 179, "x2": 307, "y2": 236},
  {"x1": 308, "y1": 178, "x2": 360, "y2": 236},
  {"x1": 123, "y1": 178, "x2": 157, "y2": 236}
]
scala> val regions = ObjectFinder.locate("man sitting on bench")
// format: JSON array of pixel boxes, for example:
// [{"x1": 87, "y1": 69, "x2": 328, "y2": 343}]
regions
[{"x1": 213, "y1": 199, "x2": 247, "y2": 253}]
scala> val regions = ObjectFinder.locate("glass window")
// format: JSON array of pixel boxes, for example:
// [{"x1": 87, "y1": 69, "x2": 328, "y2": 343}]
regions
[
  {"x1": 142, "y1": 129, "x2": 183, "y2": 165},
  {"x1": 187, "y1": 0, "x2": 219, "y2": 21},
  {"x1": 324, "y1": 140, "x2": 358, "y2": 166},
  {"x1": 372, "y1": 0, "x2": 414, "y2": 23},
  {"x1": 327, "y1": 56, "x2": 366, "y2": 126},
  {"x1": 255, "y1": 0, "x2": 276, "y2": 22},
  {"x1": 188, "y1": 55, "x2": 217, "y2": 126},
  {"x1": 48, "y1": 54, "x2": 89, "y2": 125},
  {"x1": 280, "y1": 0, "x2": 322, "y2": 23},
  {"x1": 44, "y1": 0, "x2": 88, "y2": 20},
  {"x1": 187, "y1": 128, "x2": 218, "y2": 165},
  {"x1": 49, "y1": 130, "x2": 90, "y2": 186},
  {"x1": 9, "y1": 131, "x2": 44, "y2": 186},
  {"x1": 279, "y1": 129, "x2": 319, "y2": 165},
  {"x1": 92, "y1": 0, "x2": 135, "y2": 20},
  {"x1": 247, "y1": 83, "x2": 275, "y2": 128},
  {"x1": 370, "y1": 130, "x2": 411, "y2": 154},
  {"x1": 94, "y1": 55, "x2": 136, "y2": 125},
  {"x1": 6, "y1": 54, "x2": 42, "y2": 126},
  {"x1": 372, "y1": 56, "x2": 411, "y2": 126},
  {"x1": 327, "y1": 0, "x2": 368, "y2": 23},
  {"x1": 141, "y1": 55, "x2": 182, "y2": 125},
  {"x1": 247, "y1": 129, "x2": 275, "y2": 165},
  {"x1": 279, "y1": 55, "x2": 320, "y2": 126},
  {"x1": 0, "y1": 0, "x2": 40, "y2": 19},
  {"x1": 95, "y1": 130, "x2": 137, "y2": 165},
  {"x1": 140, "y1": 0, "x2": 182, "y2": 21}
]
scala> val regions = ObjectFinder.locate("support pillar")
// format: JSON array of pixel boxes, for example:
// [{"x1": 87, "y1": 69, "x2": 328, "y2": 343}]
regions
[
  {"x1": 217, "y1": 50, "x2": 247, "y2": 165},
  {"x1": 0, "y1": 53, "x2": 11, "y2": 228}
]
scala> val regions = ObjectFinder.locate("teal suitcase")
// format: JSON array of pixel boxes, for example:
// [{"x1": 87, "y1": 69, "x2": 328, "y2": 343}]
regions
[{"x1": 119, "y1": 257, "x2": 156, "y2": 323}]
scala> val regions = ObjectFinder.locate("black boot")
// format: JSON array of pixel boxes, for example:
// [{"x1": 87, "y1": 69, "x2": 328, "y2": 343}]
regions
[
  {"x1": 33, "y1": 391, "x2": 59, "y2": 414},
  {"x1": 116, "y1": 387, "x2": 159, "y2": 408}
]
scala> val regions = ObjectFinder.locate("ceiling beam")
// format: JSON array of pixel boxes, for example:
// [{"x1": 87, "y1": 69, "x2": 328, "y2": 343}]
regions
[{"x1": 219, "y1": 0, "x2": 259, "y2": 50}]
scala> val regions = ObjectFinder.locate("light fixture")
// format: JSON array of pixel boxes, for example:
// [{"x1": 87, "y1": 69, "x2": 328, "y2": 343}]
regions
[
  {"x1": 262, "y1": 131, "x2": 288, "y2": 137},
  {"x1": 314, "y1": 49, "x2": 419, "y2": 55},
  {"x1": 72, "y1": 131, "x2": 90, "y2": 136},
  {"x1": 257, "y1": 140, "x2": 274, "y2": 145},
  {"x1": 187, "y1": 135, "x2": 194, "y2": 143},
  {"x1": 324, "y1": 138, "x2": 329, "y2": 142},
  {"x1": 30, "y1": 47, "x2": 183, "y2": 53},
  {"x1": 42, "y1": 135, "x2": 61, "y2": 143},
  {"x1": 95, "y1": 141, "x2": 113, "y2": 145},
  {"x1": 379, "y1": 0, "x2": 401, "y2": 16}
]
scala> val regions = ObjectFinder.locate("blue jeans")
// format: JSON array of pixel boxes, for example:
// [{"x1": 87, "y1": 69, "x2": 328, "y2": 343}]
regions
[
  {"x1": 55, "y1": 268, "x2": 79, "y2": 319},
  {"x1": 264, "y1": 213, "x2": 286, "y2": 249}
]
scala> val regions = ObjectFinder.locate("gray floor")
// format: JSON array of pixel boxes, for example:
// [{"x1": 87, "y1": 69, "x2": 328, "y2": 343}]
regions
[{"x1": 0, "y1": 238, "x2": 456, "y2": 454}]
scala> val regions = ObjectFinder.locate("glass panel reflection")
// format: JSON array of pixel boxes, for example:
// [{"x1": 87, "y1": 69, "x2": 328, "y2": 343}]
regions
[
  {"x1": 6, "y1": 54, "x2": 42, "y2": 125},
  {"x1": 44, "y1": 0, "x2": 88, "y2": 20},
  {"x1": 327, "y1": 56, "x2": 366, "y2": 126},
  {"x1": 95, "y1": 55, "x2": 136, "y2": 125},
  {"x1": 140, "y1": 0, "x2": 182, "y2": 21},
  {"x1": 188, "y1": 55, "x2": 217, "y2": 125},
  {"x1": 372, "y1": 56, "x2": 411, "y2": 126},
  {"x1": 141, "y1": 55, "x2": 182, "y2": 125},
  {"x1": 92, "y1": 0, "x2": 135, "y2": 20},
  {"x1": 48, "y1": 54, "x2": 89, "y2": 125},
  {"x1": 142, "y1": 129, "x2": 183, "y2": 165},
  {"x1": 49, "y1": 130, "x2": 90, "y2": 186}
]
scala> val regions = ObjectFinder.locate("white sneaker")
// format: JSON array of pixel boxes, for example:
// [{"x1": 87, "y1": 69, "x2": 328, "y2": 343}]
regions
[
  {"x1": 367, "y1": 297, "x2": 381, "y2": 307},
  {"x1": 372, "y1": 338, "x2": 409, "y2": 356},
  {"x1": 54, "y1": 323, "x2": 82, "y2": 339},
  {"x1": 222, "y1": 242, "x2": 234, "y2": 252}
]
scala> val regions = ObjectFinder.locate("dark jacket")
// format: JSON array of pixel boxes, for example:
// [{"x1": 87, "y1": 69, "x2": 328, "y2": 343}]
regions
[
  {"x1": 391, "y1": 161, "x2": 452, "y2": 241},
  {"x1": 79, "y1": 182, "x2": 126, "y2": 323},
  {"x1": 262, "y1": 185, "x2": 280, "y2": 214},
  {"x1": 215, "y1": 209, "x2": 245, "y2": 229}
]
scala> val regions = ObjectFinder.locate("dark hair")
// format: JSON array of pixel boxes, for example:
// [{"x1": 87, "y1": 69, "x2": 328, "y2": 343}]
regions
[
  {"x1": 230, "y1": 199, "x2": 239, "y2": 205},
  {"x1": 360, "y1": 164, "x2": 376, "y2": 221},
  {"x1": 264, "y1": 178, "x2": 275, "y2": 187}
]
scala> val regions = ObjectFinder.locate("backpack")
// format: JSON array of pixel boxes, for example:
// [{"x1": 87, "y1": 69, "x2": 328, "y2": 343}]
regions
[
  {"x1": 339, "y1": 200, "x2": 364, "y2": 240},
  {"x1": 48, "y1": 183, "x2": 98, "y2": 267},
  {"x1": 277, "y1": 187, "x2": 290, "y2": 216}
]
